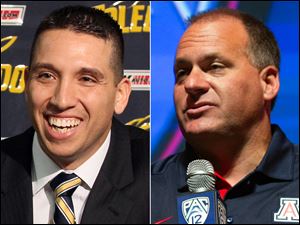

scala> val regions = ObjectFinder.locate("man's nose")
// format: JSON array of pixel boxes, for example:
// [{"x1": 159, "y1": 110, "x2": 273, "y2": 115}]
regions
[
  {"x1": 49, "y1": 79, "x2": 77, "y2": 111},
  {"x1": 184, "y1": 67, "x2": 210, "y2": 97}
]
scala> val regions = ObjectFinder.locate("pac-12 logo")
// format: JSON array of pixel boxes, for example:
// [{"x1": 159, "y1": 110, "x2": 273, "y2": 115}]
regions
[
  {"x1": 274, "y1": 198, "x2": 299, "y2": 223},
  {"x1": 182, "y1": 197, "x2": 209, "y2": 224}
]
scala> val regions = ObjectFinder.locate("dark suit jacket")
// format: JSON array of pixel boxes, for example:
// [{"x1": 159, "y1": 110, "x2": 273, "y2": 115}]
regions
[{"x1": 1, "y1": 118, "x2": 149, "y2": 224}]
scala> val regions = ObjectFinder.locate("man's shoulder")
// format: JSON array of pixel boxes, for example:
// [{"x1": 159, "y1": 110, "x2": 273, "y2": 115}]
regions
[
  {"x1": 292, "y1": 143, "x2": 299, "y2": 156},
  {"x1": 1, "y1": 128, "x2": 33, "y2": 185},
  {"x1": 1, "y1": 128, "x2": 34, "y2": 155},
  {"x1": 125, "y1": 125, "x2": 149, "y2": 165},
  {"x1": 151, "y1": 153, "x2": 185, "y2": 224},
  {"x1": 293, "y1": 144, "x2": 299, "y2": 167},
  {"x1": 126, "y1": 124, "x2": 149, "y2": 142},
  {"x1": 111, "y1": 118, "x2": 149, "y2": 169},
  {"x1": 152, "y1": 152, "x2": 183, "y2": 175},
  {"x1": 292, "y1": 144, "x2": 299, "y2": 180},
  {"x1": 112, "y1": 118, "x2": 149, "y2": 153},
  {"x1": 112, "y1": 117, "x2": 148, "y2": 140},
  {"x1": 272, "y1": 124, "x2": 299, "y2": 166}
]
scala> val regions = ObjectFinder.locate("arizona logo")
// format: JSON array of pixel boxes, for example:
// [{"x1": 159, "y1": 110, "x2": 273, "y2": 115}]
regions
[
  {"x1": 182, "y1": 197, "x2": 210, "y2": 224},
  {"x1": 274, "y1": 198, "x2": 299, "y2": 223}
]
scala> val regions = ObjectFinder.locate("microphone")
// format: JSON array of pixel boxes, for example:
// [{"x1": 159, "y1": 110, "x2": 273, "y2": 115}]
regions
[{"x1": 177, "y1": 159, "x2": 227, "y2": 224}]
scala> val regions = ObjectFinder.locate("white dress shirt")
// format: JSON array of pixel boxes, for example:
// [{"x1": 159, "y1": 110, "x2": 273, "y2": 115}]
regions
[{"x1": 32, "y1": 131, "x2": 111, "y2": 224}]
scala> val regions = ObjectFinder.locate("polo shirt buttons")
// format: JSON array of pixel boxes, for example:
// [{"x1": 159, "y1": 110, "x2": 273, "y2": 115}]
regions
[{"x1": 227, "y1": 217, "x2": 233, "y2": 223}]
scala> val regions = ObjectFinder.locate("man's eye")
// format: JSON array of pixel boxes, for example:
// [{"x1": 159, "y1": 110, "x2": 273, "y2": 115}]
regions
[
  {"x1": 81, "y1": 76, "x2": 96, "y2": 83},
  {"x1": 38, "y1": 72, "x2": 54, "y2": 80},
  {"x1": 175, "y1": 69, "x2": 188, "y2": 83},
  {"x1": 210, "y1": 62, "x2": 225, "y2": 71},
  {"x1": 176, "y1": 69, "x2": 188, "y2": 78}
]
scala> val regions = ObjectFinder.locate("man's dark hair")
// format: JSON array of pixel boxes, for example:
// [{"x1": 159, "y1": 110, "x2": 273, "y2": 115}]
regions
[
  {"x1": 189, "y1": 8, "x2": 280, "y2": 110},
  {"x1": 29, "y1": 5, "x2": 124, "y2": 82}
]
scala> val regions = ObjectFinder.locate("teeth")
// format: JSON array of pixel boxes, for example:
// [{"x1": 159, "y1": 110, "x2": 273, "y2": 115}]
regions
[
  {"x1": 57, "y1": 119, "x2": 62, "y2": 127},
  {"x1": 48, "y1": 117, "x2": 81, "y2": 128},
  {"x1": 51, "y1": 126, "x2": 73, "y2": 133}
]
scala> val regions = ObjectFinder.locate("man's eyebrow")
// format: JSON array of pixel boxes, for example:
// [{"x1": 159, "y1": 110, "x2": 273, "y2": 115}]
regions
[
  {"x1": 174, "y1": 53, "x2": 228, "y2": 67},
  {"x1": 30, "y1": 63, "x2": 60, "y2": 74},
  {"x1": 201, "y1": 53, "x2": 227, "y2": 62},
  {"x1": 30, "y1": 64, "x2": 105, "y2": 79},
  {"x1": 174, "y1": 58, "x2": 189, "y2": 70}
]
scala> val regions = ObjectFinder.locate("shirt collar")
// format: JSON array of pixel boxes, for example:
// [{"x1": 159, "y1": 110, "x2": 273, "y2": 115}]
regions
[
  {"x1": 255, "y1": 124, "x2": 296, "y2": 181},
  {"x1": 32, "y1": 130, "x2": 111, "y2": 195},
  {"x1": 177, "y1": 124, "x2": 296, "y2": 191}
]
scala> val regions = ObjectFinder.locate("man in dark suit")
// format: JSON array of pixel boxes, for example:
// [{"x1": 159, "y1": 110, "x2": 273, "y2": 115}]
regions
[{"x1": 1, "y1": 6, "x2": 149, "y2": 224}]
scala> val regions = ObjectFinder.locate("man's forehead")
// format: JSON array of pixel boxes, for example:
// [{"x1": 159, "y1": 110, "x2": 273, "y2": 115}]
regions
[
  {"x1": 188, "y1": 14, "x2": 244, "y2": 28},
  {"x1": 178, "y1": 17, "x2": 248, "y2": 50},
  {"x1": 33, "y1": 29, "x2": 114, "y2": 61},
  {"x1": 186, "y1": 16, "x2": 245, "y2": 36},
  {"x1": 36, "y1": 28, "x2": 110, "y2": 44}
]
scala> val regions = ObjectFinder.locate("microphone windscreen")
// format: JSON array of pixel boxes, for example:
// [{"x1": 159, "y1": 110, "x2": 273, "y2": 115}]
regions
[{"x1": 187, "y1": 159, "x2": 216, "y2": 193}]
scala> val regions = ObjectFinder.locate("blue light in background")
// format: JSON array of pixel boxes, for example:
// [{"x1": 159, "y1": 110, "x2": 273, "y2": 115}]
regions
[{"x1": 268, "y1": 1, "x2": 299, "y2": 143}]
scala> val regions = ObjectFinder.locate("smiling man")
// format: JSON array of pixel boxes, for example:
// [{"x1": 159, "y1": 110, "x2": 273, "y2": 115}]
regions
[
  {"x1": 1, "y1": 6, "x2": 149, "y2": 224},
  {"x1": 151, "y1": 8, "x2": 299, "y2": 224}
]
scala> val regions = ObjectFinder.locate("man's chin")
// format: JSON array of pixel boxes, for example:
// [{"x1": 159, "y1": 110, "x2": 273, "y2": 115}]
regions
[
  {"x1": 182, "y1": 119, "x2": 216, "y2": 134},
  {"x1": 42, "y1": 142, "x2": 81, "y2": 160}
]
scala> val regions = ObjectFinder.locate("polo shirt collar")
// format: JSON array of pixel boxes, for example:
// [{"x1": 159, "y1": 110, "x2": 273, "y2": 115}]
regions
[
  {"x1": 177, "y1": 124, "x2": 295, "y2": 191},
  {"x1": 255, "y1": 124, "x2": 295, "y2": 181}
]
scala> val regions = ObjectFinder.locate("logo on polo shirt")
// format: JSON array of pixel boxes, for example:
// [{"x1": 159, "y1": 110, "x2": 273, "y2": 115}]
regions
[{"x1": 274, "y1": 198, "x2": 299, "y2": 223}]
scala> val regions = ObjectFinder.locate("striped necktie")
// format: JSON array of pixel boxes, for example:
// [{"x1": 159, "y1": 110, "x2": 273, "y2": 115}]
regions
[{"x1": 50, "y1": 172, "x2": 82, "y2": 224}]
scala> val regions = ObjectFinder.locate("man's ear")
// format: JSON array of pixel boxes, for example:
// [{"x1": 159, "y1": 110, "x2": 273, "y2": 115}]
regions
[
  {"x1": 259, "y1": 65, "x2": 280, "y2": 103},
  {"x1": 114, "y1": 78, "x2": 131, "y2": 115}
]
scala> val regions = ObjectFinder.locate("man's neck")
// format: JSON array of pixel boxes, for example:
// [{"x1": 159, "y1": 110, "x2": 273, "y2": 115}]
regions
[{"x1": 190, "y1": 121, "x2": 272, "y2": 187}]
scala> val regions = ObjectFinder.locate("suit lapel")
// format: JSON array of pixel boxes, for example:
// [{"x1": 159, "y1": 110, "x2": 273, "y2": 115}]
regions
[
  {"x1": 1, "y1": 128, "x2": 34, "y2": 224},
  {"x1": 81, "y1": 119, "x2": 135, "y2": 224}
]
